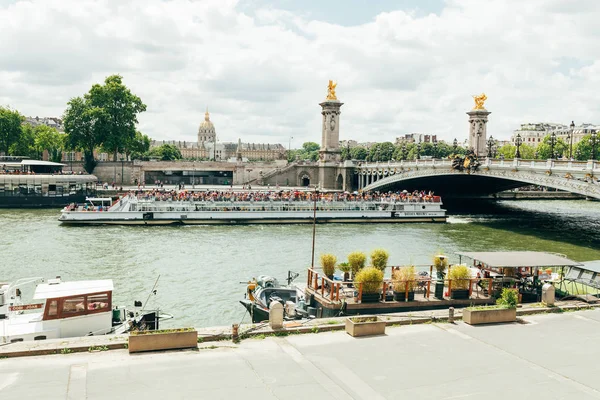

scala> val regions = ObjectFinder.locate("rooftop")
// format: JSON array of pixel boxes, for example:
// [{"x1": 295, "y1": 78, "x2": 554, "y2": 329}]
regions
[{"x1": 455, "y1": 251, "x2": 582, "y2": 268}]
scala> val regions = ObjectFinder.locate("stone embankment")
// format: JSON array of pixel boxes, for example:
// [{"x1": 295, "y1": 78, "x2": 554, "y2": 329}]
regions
[{"x1": 1, "y1": 300, "x2": 597, "y2": 359}]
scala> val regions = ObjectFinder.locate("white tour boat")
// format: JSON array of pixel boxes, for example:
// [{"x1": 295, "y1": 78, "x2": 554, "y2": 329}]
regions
[
  {"x1": 58, "y1": 194, "x2": 447, "y2": 225},
  {"x1": 0, "y1": 277, "x2": 168, "y2": 344}
]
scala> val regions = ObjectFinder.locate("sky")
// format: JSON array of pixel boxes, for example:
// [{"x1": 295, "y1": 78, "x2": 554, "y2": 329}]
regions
[{"x1": 1, "y1": 0, "x2": 599, "y2": 147}]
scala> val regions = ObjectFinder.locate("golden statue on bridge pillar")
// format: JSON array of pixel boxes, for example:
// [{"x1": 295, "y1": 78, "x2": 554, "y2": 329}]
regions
[
  {"x1": 472, "y1": 93, "x2": 487, "y2": 110},
  {"x1": 326, "y1": 80, "x2": 338, "y2": 100}
]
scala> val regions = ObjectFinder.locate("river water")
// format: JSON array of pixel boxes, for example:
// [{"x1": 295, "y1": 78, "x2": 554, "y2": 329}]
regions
[{"x1": 2, "y1": 200, "x2": 600, "y2": 328}]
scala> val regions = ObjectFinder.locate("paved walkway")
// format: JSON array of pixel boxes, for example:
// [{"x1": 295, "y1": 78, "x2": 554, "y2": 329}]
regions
[{"x1": 3, "y1": 309, "x2": 600, "y2": 399}]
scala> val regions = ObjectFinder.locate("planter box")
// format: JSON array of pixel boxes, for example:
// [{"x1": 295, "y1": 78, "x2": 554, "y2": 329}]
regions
[
  {"x1": 360, "y1": 293, "x2": 381, "y2": 303},
  {"x1": 129, "y1": 329, "x2": 198, "y2": 353},
  {"x1": 393, "y1": 291, "x2": 415, "y2": 302},
  {"x1": 450, "y1": 289, "x2": 470, "y2": 300},
  {"x1": 463, "y1": 308, "x2": 517, "y2": 325},
  {"x1": 345, "y1": 316, "x2": 386, "y2": 337},
  {"x1": 434, "y1": 282, "x2": 444, "y2": 299}
]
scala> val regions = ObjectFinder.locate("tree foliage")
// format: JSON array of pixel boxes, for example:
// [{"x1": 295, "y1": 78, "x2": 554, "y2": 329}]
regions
[
  {"x1": 573, "y1": 134, "x2": 598, "y2": 161},
  {"x1": 0, "y1": 107, "x2": 24, "y2": 155},
  {"x1": 350, "y1": 146, "x2": 368, "y2": 160},
  {"x1": 34, "y1": 125, "x2": 66, "y2": 163},
  {"x1": 149, "y1": 144, "x2": 182, "y2": 161},
  {"x1": 536, "y1": 135, "x2": 567, "y2": 159},
  {"x1": 63, "y1": 75, "x2": 146, "y2": 172}
]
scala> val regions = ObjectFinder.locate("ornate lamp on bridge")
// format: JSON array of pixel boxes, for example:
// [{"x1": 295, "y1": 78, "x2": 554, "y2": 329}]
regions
[
  {"x1": 416, "y1": 141, "x2": 421, "y2": 160},
  {"x1": 433, "y1": 139, "x2": 438, "y2": 159},
  {"x1": 401, "y1": 142, "x2": 407, "y2": 160},
  {"x1": 453, "y1": 138, "x2": 458, "y2": 153},
  {"x1": 550, "y1": 132, "x2": 557, "y2": 160},
  {"x1": 591, "y1": 131, "x2": 598, "y2": 161},
  {"x1": 576, "y1": 147, "x2": 582, "y2": 161},
  {"x1": 567, "y1": 121, "x2": 575, "y2": 159},
  {"x1": 515, "y1": 133, "x2": 522, "y2": 158},
  {"x1": 486, "y1": 136, "x2": 495, "y2": 158}
]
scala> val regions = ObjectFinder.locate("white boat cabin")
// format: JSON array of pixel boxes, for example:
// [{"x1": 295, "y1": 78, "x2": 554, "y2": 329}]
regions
[{"x1": 1, "y1": 278, "x2": 114, "y2": 343}]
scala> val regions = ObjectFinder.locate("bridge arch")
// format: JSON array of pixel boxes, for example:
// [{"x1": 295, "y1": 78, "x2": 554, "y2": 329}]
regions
[
  {"x1": 298, "y1": 170, "x2": 312, "y2": 187},
  {"x1": 359, "y1": 161, "x2": 600, "y2": 200}
]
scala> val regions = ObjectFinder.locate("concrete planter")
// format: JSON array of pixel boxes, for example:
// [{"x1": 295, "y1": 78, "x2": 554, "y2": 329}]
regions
[
  {"x1": 345, "y1": 316, "x2": 386, "y2": 337},
  {"x1": 129, "y1": 329, "x2": 198, "y2": 353},
  {"x1": 463, "y1": 307, "x2": 517, "y2": 325}
]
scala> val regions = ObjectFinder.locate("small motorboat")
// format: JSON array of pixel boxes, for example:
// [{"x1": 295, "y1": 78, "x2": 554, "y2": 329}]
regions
[
  {"x1": 240, "y1": 272, "x2": 308, "y2": 323},
  {"x1": 0, "y1": 276, "x2": 172, "y2": 344}
]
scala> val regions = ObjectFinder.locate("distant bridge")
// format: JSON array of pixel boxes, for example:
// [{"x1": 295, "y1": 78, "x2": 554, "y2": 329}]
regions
[{"x1": 357, "y1": 159, "x2": 600, "y2": 200}]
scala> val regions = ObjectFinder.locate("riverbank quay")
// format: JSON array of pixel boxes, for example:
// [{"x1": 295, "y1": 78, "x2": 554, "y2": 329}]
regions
[
  {"x1": 4, "y1": 308, "x2": 600, "y2": 399},
  {"x1": 1, "y1": 300, "x2": 597, "y2": 359}
]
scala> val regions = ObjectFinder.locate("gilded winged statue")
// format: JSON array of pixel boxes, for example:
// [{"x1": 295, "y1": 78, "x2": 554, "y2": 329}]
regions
[
  {"x1": 326, "y1": 80, "x2": 337, "y2": 100},
  {"x1": 472, "y1": 93, "x2": 487, "y2": 110}
]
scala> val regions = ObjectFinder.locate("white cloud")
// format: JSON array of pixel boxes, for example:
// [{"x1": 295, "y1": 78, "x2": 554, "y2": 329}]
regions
[{"x1": 0, "y1": 0, "x2": 598, "y2": 146}]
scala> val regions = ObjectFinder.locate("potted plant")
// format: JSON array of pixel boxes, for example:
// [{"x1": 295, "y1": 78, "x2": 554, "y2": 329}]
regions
[
  {"x1": 354, "y1": 266, "x2": 383, "y2": 303},
  {"x1": 463, "y1": 288, "x2": 518, "y2": 325},
  {"x1": 338, "y1": 262, "x2": 352, "y2": 282},
  {"x1": 433, "y1": 254, "x2": 448, "y2": 299},
  {"x1": 448, "y1": 264, "x2": 471, "y2": 299},
  {"x1": 348, "y1": 251, "x2": 367, "y2": 279},
  {"x1": 320, "y1": 253, "x2": 337, "y2": 280},
  {"x1": 370, "y1": 248, "x2": 389, "y2": 272},
  {"x1": 345, "y1": 316, "x2": 386, "y2": 337},
  {"x1": 392, "y1": 266, "x2": 417, "y2": 301},
  {"x1": 128, "y1": 327, "x2": 198, "y2": 353}
]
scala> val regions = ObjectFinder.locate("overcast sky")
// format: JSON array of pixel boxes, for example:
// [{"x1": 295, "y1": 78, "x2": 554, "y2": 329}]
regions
[{"x1": 1, "y1": 0, "x2": 599, "y2": 147}]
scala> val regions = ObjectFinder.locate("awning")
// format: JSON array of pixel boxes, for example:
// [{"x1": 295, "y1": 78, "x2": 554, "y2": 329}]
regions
[{"x1": 455, "y1": 251, "x2": 582, "y2": 268}]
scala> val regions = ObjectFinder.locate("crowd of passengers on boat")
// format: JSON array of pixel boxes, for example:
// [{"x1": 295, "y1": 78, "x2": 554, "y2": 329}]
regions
[{"x1": 129, "y1": 189, "x2": 441, "y2": 203}]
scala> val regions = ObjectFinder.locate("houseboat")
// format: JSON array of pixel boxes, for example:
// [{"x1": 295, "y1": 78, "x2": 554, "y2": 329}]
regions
[
  {"x1": 0, "y1": 277, "x2": 168, "y2": 343},
  {"x1": 58, "y1": 192, "x2": 447, "y2": 225},
  {"x1": 0, "y1": 158, "x2": 97, "y2": 208}
]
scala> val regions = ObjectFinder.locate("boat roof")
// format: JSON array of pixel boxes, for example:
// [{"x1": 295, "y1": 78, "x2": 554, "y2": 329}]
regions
[
  {"x1": 455, "y1": 251, "x2": 582, "y2": 268},
  {"x1": 33, "y1": 280, "x2": 113, "y2": 299},
  {"x1": 1, "y1": 160, "x2": 65, "y2": 167},
  {"x1": 580, "y1": 260, "x2": 600, "y2": 274},
  {"x1": 86, "y1": 197, "x2": 113, "y2": 202}
]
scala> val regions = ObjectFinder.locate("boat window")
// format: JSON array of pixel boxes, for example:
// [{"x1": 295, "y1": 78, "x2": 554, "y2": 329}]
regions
[
  {"x1": 47, "y1": 300, "x2": 58, "y2": 317},
  {"x1": 62, "y1": 296, "x2": 85, "y2": 315},
  {"x1": 86, "y1": 293, "x2": 110, "y2": 312}
]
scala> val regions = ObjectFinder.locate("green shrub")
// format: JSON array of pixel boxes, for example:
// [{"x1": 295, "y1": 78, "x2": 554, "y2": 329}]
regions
[
  {"x1": 448, "y1": 264, "x2": 470, "y2": 290},
  {"x1": 348, "y1": 251, "x2": 367, "y2": 274},
  {"x1": 496, "y1": 288, "x2": 518, "y2": 309},
  {"x1": 354, "y1": 267, "x2": 384, "y2": 294},
  {"x1": 392, "y1": 266, "x2": 417, "y2": 292},
  {"x1": 338, "y1": 262, "x2": 352, "y2": 273},
  {"x1": 320, "y1": 253, "x2": 337, "y2": 276},
  {"x1": 370, "y1": 248, "x2": 389, "y2": 271}
]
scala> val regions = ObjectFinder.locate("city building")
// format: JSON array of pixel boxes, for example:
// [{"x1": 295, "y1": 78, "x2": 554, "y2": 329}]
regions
[
  {"x1": 395, "y1": 133, "x2": 438, "y2": 145},
  {"x1": 23, "y1": 116, "x2": 64, "y2": 132},
  {"x1": 510, "y1": 122, "x2": 599, "y2": 148},
  {"x1": 149, "y1": 110, "x2": 286, "y2": 161}
]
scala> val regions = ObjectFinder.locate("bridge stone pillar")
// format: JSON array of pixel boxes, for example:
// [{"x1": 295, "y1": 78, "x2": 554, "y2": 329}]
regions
[
  {"x1": 318, "y1": 94, "x2": 343, "y2": 189},
  {"x1": 467, "y1": 108, "x2": 491, "y2": 157}
]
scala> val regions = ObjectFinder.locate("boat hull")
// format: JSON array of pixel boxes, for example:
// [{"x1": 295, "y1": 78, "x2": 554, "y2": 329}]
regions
[{"x1": 240, "y1": 300, "x2": 270, "y2": 323}]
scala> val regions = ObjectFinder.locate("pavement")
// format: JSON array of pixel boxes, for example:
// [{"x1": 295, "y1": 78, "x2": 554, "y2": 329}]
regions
[{"x1": 3, "y1": 308, "x2": 600, "y2": 400}]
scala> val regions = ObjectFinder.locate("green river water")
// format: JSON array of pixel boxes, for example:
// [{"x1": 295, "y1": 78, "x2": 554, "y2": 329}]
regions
[{"x1": 1, "y1": 199, "x2": 600, "y2": 328}]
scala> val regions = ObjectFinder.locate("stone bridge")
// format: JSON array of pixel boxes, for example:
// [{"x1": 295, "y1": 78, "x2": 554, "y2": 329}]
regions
[{"x1": 358, "y1": 159, "x2": 600, "y2": 200}]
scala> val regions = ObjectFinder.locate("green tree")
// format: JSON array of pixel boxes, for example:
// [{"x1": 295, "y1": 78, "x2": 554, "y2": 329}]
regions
[
  {"x1": 127, "y1": 131, "x2": 151, "y2": 160},
  {"x1": 302, "y1": 142, "x2": 320, "y2": 152},
  {"x1": 64, "y1": 96, "x2": 103, "y2": 173},
  {"x1": 87, "y1": 75, "x2": 146, "y2": 161},
  {"x1": 572, "y1": 134, "x2": 597, "y2": 161},
  {"x1": 536, "y1": 135, "x2": 567, "y2": 159},
  {"x1": 149, "y1": 144, "x2": 182, "y2": 161},
  {"x1": 11, "y1": 123, "x2": 37, "y2": 158},
  {"x1": 34, "y1": 125, "x2": 65, "y2": 162},
  {"x1": 367, "y1": 142, "x2": 395, "y2": 161},
  {"x1": 0, "y1": 106, "x2": 24, "y2": 155},
  {"x1": 350, "y1": 146, "x2": 368, "y2": 160}
]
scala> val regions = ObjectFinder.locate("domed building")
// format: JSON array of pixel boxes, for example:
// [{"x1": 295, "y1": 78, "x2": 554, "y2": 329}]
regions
[
  {"x1": 149, "y1": 109, "x2": 286, "y2": 161},
  {"x1": 198, "y1": 109, "x2": 216, "y2": 144}
]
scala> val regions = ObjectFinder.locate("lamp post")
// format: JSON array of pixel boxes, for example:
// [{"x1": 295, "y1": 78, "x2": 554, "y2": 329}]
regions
[
  {"x1": 288, "y1": 136, "x2": 293, "y2": 161},
  {"x1": 192, "y1": 161, "x2": 195, "y2": 189},
  {"x1": 568, "y1": 121, "x2": 575, "y2": 159},
  {"x1": 550, "y1": 132, "x2": 557, "y2": 160},
  {"x1": 401, "y1": 143, "x2": 407, "y2": 160},
  {"x1": 591, "y1": 131, "x2": 598, "y2": 161},
  {"x1": 433, "y1": 139, "x2": 438, "y2": 159},
  {"x1": 515, "y1": 133, "x2": 522, "y2": 158},
  {"x1": 120, "y1": 157, "x2": 124, "y2": 185},
  {"x1": 575, "y1": 147, "x2": 582, "y2": 161},
  {"x1": 486, "y1": 135, "x2": 495, "y2": 158},
  {"x1": 416, "y1": 141, "x2": 421, "y2": 160},
  {"x1": 311, "y1": 188, "x2": 319, "y2": 268},
  {"x1": 453, "y1": 138, "x2": 458, "y2": 153}
]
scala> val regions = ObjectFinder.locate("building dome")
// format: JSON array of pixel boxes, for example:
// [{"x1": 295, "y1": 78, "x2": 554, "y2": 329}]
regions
[{"x1": 198, "y1": 109, "x2": 216, "y2": 144}]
